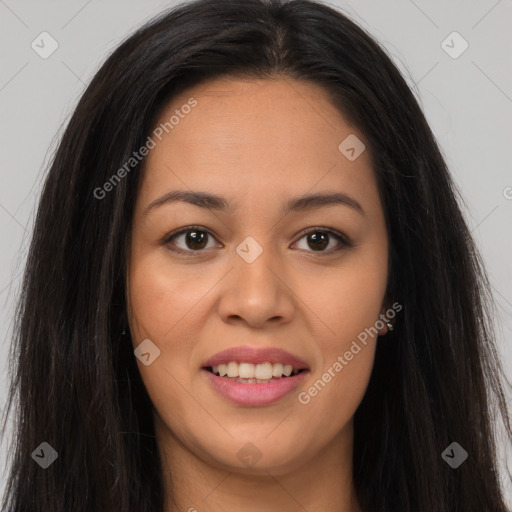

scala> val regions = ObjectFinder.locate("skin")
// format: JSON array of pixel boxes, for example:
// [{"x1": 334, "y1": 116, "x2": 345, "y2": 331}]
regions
[{"x1": 126, "y1": 76, "x2": 390, "y2": 512}]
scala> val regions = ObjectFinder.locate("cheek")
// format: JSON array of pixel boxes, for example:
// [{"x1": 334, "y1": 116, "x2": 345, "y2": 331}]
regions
[
  {"x1": 127, "y1": 257, "x2": 208, "y2": 441},
  {"x1": 298, "y1": 272, "x2": 383, "y2": 432},
  {"x1": 127, "y1": 250, "x2": 210, "y2": 341},
  {"x1": 305, "y1": 252, "x2": 388, "y2": 345},
  {"x1": 295, "y1": 250, "x2": 386, "y2": 425},
  {"x1": 297, "y1": 343, "x2": 376, "y2": 442},
  {"x1": 126, "y1": 253, "x2": 202, "y2": 408}
]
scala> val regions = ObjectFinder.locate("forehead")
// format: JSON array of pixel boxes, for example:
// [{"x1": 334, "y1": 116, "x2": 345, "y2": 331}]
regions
[{"x1": 138, "y1": 77, "x2": 378, "y2": 214}]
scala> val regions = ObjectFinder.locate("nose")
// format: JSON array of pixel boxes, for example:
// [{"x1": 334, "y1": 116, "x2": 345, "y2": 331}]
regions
[{"x1": 216, "y1": 242, "x2": 296, "y2": 329}]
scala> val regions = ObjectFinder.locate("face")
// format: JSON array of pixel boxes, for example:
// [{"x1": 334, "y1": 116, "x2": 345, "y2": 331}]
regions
[{"x1": 126, "y1": 76, "x2": 389, "y2": 476}]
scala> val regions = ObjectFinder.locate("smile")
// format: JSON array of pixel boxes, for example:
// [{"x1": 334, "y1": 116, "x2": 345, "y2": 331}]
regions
[{"x1": 201, "y1": 345, "x2": 310, "y2": 406}]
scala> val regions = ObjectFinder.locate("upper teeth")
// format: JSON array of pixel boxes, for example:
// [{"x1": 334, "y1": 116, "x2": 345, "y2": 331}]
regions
[{"x1": 212, "y1": 362, "x2": 298, "y2": 379}]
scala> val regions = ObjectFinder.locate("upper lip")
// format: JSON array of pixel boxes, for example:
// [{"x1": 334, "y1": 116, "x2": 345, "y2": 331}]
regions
[{"x1": 202, "y1": 345, "x2": 309, "y2": 370}]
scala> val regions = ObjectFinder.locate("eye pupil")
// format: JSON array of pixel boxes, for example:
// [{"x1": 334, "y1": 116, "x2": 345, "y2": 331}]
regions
[
  {"x1": 307, "y1": 232, "x2": 329, "y2": 251},
  {"x1": 186, "y1": 230, "x2": 208, "y2": 250}
]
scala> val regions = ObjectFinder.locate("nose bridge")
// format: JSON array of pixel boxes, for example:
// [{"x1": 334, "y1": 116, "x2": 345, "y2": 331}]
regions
[
  {"x1": 234, "y1": 233, "x2": 280, "y2": 295},
  {"x1": 217, "y1": 233, "x2": 295, "y2": 326}
]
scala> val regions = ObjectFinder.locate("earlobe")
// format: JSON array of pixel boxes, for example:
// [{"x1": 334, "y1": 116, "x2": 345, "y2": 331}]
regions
[
  {"x1": 377, "y1": 321, "x2": 393, "y2": 336},
  {"x1": 377, "y1": 307, "x2": 395, "y2": 336},
  {"x1": 377, "y1": 323, "x2": 387, "y2": 336},
  {"x1": 377, "y1": 296, "x2": 398, "y2": 336}
]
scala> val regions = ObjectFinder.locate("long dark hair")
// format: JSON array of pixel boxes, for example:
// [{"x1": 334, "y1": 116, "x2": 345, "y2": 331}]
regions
[{"x1": 2, "y1": 0, "x2": 511, "y2": 510}]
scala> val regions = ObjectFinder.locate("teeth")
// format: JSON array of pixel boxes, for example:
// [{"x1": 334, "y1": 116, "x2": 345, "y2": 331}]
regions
[
  {"x1": 226, "y1": 362, "x2": 238, "y2": 378},
  {"x1": 272, "y1": 363, "x2": 283, "y2": 377},
  {"x1": 218, "y1": 363, "x2": 228, "y2": 377},
  {"x1": 239, "y1": 363, "x2": 255, "y2": 379},
  {"x1": 211, "y1": 361, "x2": 302, "y2": 379},
  {"x1": 255, "y1": 362, "x2": 272, "y2": 380}
]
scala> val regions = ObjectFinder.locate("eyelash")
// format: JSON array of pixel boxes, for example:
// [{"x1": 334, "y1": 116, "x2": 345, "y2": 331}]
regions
[{"x1": 163, "y1": 225, "x2": 351, "y2": 256}]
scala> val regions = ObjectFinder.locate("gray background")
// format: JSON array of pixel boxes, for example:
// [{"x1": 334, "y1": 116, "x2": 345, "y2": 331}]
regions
[{"x1": 1, "y1": 0, "x2": 511, "y2": 503}]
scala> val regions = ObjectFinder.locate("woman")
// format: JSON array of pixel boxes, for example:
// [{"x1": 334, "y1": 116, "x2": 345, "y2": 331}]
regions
[{"x1": 1, "y1": 0, "x2": 511, "y2": 510}]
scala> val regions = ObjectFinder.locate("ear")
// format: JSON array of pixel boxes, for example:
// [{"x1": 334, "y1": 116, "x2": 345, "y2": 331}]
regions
[
  {"x1": 377, "y1": 313, "x2": 389, "y2": 336},
  {"x1": 377, "y1": 300, "x2": 394, "y2": 336}
]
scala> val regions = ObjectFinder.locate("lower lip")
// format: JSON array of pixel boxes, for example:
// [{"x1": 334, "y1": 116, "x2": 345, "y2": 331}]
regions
[{"x1": 202, "y1": 369, "x2": 308, "y2": 406}]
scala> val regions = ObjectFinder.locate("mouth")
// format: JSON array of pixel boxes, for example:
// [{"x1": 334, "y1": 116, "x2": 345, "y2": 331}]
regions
[{"x1": 200, "y1": 346, "x2": 310, "y2": 406}]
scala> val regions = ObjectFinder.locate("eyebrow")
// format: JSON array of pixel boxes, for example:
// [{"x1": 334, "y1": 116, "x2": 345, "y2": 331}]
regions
[{"x1": 143, "y1": 190, "x2": 365, "y2": 216}]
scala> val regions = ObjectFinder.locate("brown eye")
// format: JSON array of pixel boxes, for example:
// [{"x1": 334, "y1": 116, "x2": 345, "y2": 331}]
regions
[
  {"x1": 165, "y1": 227, "x2": 220, "y2": 254},
  {"x1": 306, "y1": 231, "x2": 329, "y2": 251},
  {"x1": 182, "y1": 230, "x2": 208, "y2": 250},
  {"x1": 164, "y1": 226, "x2": 350, "y2": 256},
  {"x1": 293, "y1": 228, "x2": 349, "y2": 254}
]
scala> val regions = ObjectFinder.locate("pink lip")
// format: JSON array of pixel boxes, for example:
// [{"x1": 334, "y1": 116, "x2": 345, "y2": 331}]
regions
[
  {"x1": 202, "y1": 345, "x2": 309, "y2": 369},
  {"x1": 202, "y1": 369, "x2": 309, "y2": 406}
]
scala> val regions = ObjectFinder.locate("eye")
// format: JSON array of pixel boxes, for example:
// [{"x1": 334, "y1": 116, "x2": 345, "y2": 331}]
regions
[
  {"x1": 292, "y1": 228, "x2": 350, "y2": 254},
  {"x1": 164, "y1": 226, "x2": 221, "y2": 255},
  {"x1": 163, "y1": 226, "x2": 351, "y2": 256}
]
